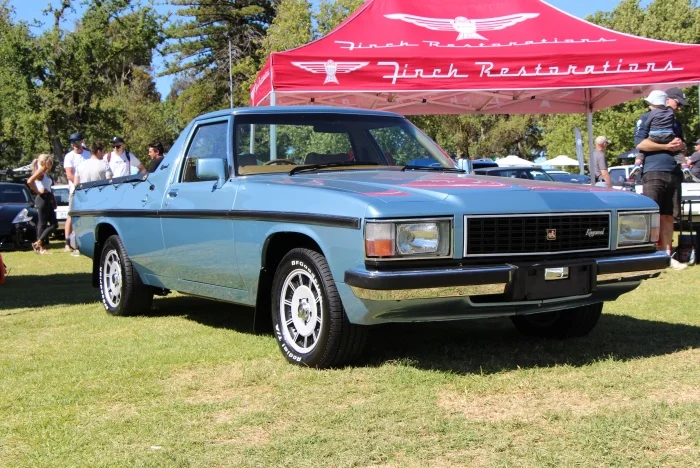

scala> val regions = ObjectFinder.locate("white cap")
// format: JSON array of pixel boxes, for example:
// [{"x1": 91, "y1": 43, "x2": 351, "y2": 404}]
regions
[
  {"x1": 595, "y1": 136, "x2": 609, "y2": 145},
  {"x1": 645, "y1": 90, "x2": 668, "y2": 106}
]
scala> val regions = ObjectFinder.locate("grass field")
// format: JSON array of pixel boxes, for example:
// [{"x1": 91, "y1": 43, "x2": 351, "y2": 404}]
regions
[{"x1": 1, "y1": 245, "x2": 699, "y2": 467}]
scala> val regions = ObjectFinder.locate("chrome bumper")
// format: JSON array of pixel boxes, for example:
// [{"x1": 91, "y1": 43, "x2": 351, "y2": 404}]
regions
[{"x1": 345, "y1": 251, "x2": 669, "y2": 301}]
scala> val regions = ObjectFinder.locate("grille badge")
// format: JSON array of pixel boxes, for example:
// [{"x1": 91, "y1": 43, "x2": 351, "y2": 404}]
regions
[{"x1": 546, "y1": 229, "x2": 557, "y2": 241}]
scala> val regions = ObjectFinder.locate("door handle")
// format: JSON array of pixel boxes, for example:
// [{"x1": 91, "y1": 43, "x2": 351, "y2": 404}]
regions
[
  {"x1": 141, "y1": 195, "x2": 149, "y2": 206},
  {"x1": 167, "y1": 189, "x2": 179, "y2": 198}
]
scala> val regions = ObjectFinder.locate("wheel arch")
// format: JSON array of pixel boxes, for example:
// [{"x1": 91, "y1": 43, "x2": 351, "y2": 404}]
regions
[
  {"x1": 91, "y1": 222, "x2": 120, "y2": 288},
  {"x1": 253, "y1": 231, "x2": 324, "y2": 333}
]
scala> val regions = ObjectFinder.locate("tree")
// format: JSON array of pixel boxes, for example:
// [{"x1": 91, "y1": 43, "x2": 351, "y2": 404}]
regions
[
  {"x1": 314, "y1": 0, "x2": 365, "y2": 36},
  {"x1": 164, "y1": 0, "x2": 275, "y2": 116},
  {"x1": 262, "y1": 0, "x2": 312, "y2": 55}
]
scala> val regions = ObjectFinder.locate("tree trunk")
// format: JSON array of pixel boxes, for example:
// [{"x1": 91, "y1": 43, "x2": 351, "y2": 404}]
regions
[{"x1": 45, "y1": 121, "x2": 67, "y2": 183}]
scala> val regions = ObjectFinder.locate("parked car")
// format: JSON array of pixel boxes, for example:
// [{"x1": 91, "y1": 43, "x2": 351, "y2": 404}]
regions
[
  {"x1": 51, "y1": 184, "x2": 70, "y2": 236},
  {"x1": 473, "y1": 166, "x2": 554, "y2": 182},
  {"x1": 71, "y1": 107, "x2": 669, "y2": 368},
  {"x1": 0, "y1": 182, "x2": 37, "y2": 251},
  {"x1": 609, "y1": 164, "x2": 700, "y2": 225},
  {"x1": 456, "y1": 158, "x2": 499, "y2": 173},
  {"x1": 546, "y1": 170, "x2": 591, "y2": 185}
]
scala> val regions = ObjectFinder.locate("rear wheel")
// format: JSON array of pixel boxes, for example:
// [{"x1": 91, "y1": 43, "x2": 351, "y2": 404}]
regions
[
  {"x1": 511, "y1": 303, "x2": 603, "y2": 338},
  {"x1": 99, "y1": 235, "x2": 153, "y2": 316},
  {"x1": 271, "y1": 248, "x2": 367, "y2": 368}
]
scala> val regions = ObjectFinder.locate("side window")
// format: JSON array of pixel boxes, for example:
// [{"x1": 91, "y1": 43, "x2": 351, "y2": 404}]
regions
[{"x1": 182, "y1": 122, "x2": 229, "y2": 182}]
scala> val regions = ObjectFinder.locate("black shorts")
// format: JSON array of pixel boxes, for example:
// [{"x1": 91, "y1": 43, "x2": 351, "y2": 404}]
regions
[{"x1": 642, "y1": 171, "x2": 682, "y2": 218}]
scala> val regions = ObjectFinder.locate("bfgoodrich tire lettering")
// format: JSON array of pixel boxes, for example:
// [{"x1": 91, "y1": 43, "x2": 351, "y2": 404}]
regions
[
  {"x1": 511, "y1": 302, "x2": 603, "y2": 338},
  {"x1": 271, "y1": 248, "x2": 367, "y2": 368},
  {"x1": 99, "y1": 235, "x2": 153, "y2": 316}
]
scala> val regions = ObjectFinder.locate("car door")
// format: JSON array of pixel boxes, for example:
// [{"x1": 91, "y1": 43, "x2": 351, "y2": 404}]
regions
[{"x1": 159, "y1": 118, "x2": 245, "y2": 291}]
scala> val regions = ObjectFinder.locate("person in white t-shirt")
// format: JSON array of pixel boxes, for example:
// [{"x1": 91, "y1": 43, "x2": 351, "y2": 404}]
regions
[
  {"x1": 63, "y1": 132, "x2": 91, "y2": 253},
  {"x1": 104, "y1": 136, "x2": 145, "y2": 178},
  {"x1": 75, "y1": 141, "x2": 108, "y2": 185}
]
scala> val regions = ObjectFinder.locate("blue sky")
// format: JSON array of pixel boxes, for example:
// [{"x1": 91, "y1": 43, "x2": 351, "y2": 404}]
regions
[{"x1": 6, "y1": 0, "x2": 636, "y2": 98}]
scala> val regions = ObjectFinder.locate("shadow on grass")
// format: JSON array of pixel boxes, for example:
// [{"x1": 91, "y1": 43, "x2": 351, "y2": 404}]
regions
[
  {"x1": 364, "y1": 315, "x2": 700, "y2": 374},
  {"x1": 149, "y1": 295, "x2": 256, "y2": 333},
  {"x1": 1, "y1": 273, "x2": 94, "y2": 310}
]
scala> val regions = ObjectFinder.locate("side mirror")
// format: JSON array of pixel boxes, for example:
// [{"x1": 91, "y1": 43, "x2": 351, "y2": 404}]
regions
[{"x1": 196, "y1": 158, "x2": 227, "y2": 188}]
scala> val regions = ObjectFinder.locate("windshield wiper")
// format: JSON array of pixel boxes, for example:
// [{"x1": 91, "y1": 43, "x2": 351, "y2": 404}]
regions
[
  {"x1": 401, "y1": 165, "x2": 465, "y2": 173},
  {"x1": 289, "y1": 161, "x2": 379, "y2": 175}
]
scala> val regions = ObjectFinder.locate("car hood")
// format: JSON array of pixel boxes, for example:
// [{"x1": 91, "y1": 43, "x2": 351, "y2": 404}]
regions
[{"x1": 257, "y1": 170, "x2": 657, "y2": 212}]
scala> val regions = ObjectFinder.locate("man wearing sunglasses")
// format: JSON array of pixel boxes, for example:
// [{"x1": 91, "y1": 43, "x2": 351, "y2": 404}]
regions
[
  {"x1": 105, "y1": 136, "x2": 146, "y2": 178},
  {"x1": 634, "y1": 87, "x2": 689, "y2": 270}
]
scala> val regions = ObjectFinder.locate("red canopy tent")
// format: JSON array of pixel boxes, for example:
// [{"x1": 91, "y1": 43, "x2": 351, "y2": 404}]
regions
[{"x1": 251, "y1": 0, "x2": 700, "y2": 115}]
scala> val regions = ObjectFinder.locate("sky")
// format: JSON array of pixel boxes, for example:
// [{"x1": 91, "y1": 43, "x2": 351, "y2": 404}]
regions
[{"x1": 6, "y1": 0, "x2": 638, "y2": 99}]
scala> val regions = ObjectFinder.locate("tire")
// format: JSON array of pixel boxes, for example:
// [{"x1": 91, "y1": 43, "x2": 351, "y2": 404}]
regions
[
  {"x1": 510, "y1": 303, "x2": 603, "y2": 338},
  {"x1": 99, "y1": 235, "x2": 153, "y2": 316},
  {"x1": 271, "y1": 248, "x2": 367, "y2": 368}
]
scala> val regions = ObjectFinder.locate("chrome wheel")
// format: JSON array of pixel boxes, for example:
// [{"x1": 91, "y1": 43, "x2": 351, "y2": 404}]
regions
[
  {"x1": 102, "y1": 249, "x2": 122, "y2": 309},
  {"x1": 279, "y1": 268, "x2": 323, "y2": 354}
]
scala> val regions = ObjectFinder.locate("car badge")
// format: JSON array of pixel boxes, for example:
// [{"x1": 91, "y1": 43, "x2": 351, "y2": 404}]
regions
[{"x1": 546, "y1": 229, "x2": 557, "y2": 241}]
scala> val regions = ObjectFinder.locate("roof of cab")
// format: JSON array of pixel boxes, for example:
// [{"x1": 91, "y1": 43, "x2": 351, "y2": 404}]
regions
[{"x1": 194, "y1": 106, "x2": 404, "y2": 121}]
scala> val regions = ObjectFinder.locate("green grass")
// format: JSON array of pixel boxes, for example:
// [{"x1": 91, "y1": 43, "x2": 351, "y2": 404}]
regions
[{"x1": 1, "y1": 245, "x2": 699, "y2": 466}]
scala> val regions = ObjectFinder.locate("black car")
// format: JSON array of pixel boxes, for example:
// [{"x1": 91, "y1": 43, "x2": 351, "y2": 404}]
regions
[
  {"x1": 0, "y1": 182, "x2": 38, "y2": 251},
  {"x1": 473, "y1": 166, "x2": 555, "y2": 182}
]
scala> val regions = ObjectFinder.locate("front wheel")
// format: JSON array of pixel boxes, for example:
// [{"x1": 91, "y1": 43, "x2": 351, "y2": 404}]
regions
[
  {"x1": 511, "y1": 303, "x2": 603, "y2": 338},
  {"x1": 99, "y1": 235, "x2": 153, "y2": 316},
  {"x1": 271, "y1": 248, "x2": 367, "y2": 368}
]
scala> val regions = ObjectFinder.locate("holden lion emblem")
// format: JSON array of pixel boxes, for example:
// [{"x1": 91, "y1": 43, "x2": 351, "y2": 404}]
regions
[
  {"x1": 291, "y1": 60, "x2": 369, "y2": 84},
  {"x1": 384, "y1": 13, "x2": 540, "y2": 41},
  {"x1": 546, "y1": 229, "x2": 557, "y2": 241}
]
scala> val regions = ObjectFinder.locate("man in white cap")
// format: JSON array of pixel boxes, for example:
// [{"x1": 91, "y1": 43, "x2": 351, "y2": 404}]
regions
[
  {"x1": 634, "y1": 87, "x2": 689, "y2": 270},
  {"x1": 592, "y1": 136, "x2": 612, "y2": 188}
]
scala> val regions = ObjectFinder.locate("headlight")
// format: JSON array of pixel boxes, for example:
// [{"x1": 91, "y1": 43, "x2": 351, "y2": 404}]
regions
[
  {"x1": 365, "y1": 218, "x2": 451, "y2": 259},
  {"x1": 12, "y1": 208, "x2": 31, "y2": 224},
  {"x1": 617, "y1": 212, "x2": 659, "y2": 246}
]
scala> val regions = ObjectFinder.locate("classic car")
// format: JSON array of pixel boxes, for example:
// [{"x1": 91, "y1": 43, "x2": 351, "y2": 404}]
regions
[
  {"x1": 473, "y1": 166, "x2": 555, "y2": 182},
  {"x1": 0, "y1": 182, "x2": 37, "y2": 251},
  {"x1": 70, "y1": 107, "x2": 669, "y2": 368}
]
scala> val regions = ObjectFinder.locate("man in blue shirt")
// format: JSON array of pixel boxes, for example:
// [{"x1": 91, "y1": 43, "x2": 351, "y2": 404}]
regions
[{"x1": 633, "y1": 87, "x2": 688, "y2": 270}]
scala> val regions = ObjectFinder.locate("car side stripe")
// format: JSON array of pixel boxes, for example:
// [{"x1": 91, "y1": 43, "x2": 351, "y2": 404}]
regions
[{"x1": 68, "y1": 209, "x2": 361, "y2": 230}]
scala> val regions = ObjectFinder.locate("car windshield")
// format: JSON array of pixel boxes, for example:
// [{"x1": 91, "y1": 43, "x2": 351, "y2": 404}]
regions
[
  {"x1": 479, "y1": 168, "x2": 554, "y2": 181},
  {"x1": 53, "y1": 188, "x2": 70, "y2": 206},
  {"x1": 233, "y1": 114, "x2": 455, "y2": 175},
  {"x1": 0, "y1": 185, "x2": 32, "y2": 204}
]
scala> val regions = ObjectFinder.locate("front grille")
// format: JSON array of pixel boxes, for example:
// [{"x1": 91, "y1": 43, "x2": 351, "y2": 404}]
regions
[{"x1": 465, "y1": 213, "x2": 610, "y2": 256}]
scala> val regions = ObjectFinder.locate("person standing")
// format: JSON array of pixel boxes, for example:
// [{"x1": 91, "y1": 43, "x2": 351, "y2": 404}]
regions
[
  {"x1": 105, "y1": 136, "x2": 145, "y2": 177},
  {"x1": 26, "y1": 154, "x2": 58, "y2": 255},
  {"x1": 634, "y1": 87, "x2": 689, "y2": 271},
  {"x1": 593, "y1": 136, "x2": 612, "y2": 188},
  {"x1": 75, "y1": 141, "x2": 107, "y2": 185},
  {"x1": 147, "y1": 142, "x2": 165, "y2": 172},
  {"x1": 63, "y1": 132, "x2": 91, "y2": 253},
  {"x1": 689, "y1": 138, "x2": 700, "y2": 179}
]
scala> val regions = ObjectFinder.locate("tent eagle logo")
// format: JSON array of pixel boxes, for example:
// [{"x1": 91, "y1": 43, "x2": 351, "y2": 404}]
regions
[
  {"x1": 291, "y1": 60, "x2": 369, "y2": 84},
  {"x1": 385, "y1": 13, "x2": 540, "y2": 41}
]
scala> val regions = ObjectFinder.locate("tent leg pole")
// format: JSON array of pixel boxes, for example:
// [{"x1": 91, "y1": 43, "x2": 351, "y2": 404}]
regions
[
  {"x1": 270, "y1": 92, "x2": 277, "y2": 160},
  {"x1": 249, "y1": 125, "x2": 255, "y2": 154},
  {"x1": 586, "y1": 110, "x2": 595, "y2": 185}
]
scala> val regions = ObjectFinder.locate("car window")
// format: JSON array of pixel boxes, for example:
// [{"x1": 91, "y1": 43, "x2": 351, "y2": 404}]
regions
[
  {"x1": 52, "y1": 188, "x2": 70, "y2": 206},
  {"x1": 232, "y1": 114, "x2": 454, "y2": 175},
  {"x1": 608, "y1": 169, "x2": 626, "y2": 186},
  {"x1": 0, "y1": 185, "x2": 32, "y2": 203},
  {"x1": 182, "y1": 121, "x2": 229, "y2": 183}
]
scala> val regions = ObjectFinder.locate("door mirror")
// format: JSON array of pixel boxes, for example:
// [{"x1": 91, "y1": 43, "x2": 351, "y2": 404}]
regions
[{"x1": 196, "y1": 158, "x2": 227, "y2": 188}]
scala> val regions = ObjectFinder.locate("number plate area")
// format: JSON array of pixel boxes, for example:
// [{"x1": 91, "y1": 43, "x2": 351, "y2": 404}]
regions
[{"x1": 509, "y1": 260, "x2": 595, "y2": 301}]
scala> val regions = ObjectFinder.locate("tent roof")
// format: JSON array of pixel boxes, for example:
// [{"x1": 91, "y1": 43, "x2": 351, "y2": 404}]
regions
[{"x1": 251, "y1": 0, "x2": 700, "y2": 114}]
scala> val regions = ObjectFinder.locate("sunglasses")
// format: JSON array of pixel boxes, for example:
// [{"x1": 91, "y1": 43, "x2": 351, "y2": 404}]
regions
[{"x1": 113, "y1": 144, "x2": 123, "y2": 149}]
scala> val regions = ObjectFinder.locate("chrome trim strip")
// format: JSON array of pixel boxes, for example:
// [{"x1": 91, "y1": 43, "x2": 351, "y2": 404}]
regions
[
  {"x1": 349, "y1": 283, "x2": 507, "y2": 300},
  {"x1": 464, "y1": 211, "x2": 612, "y2": 257}
]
